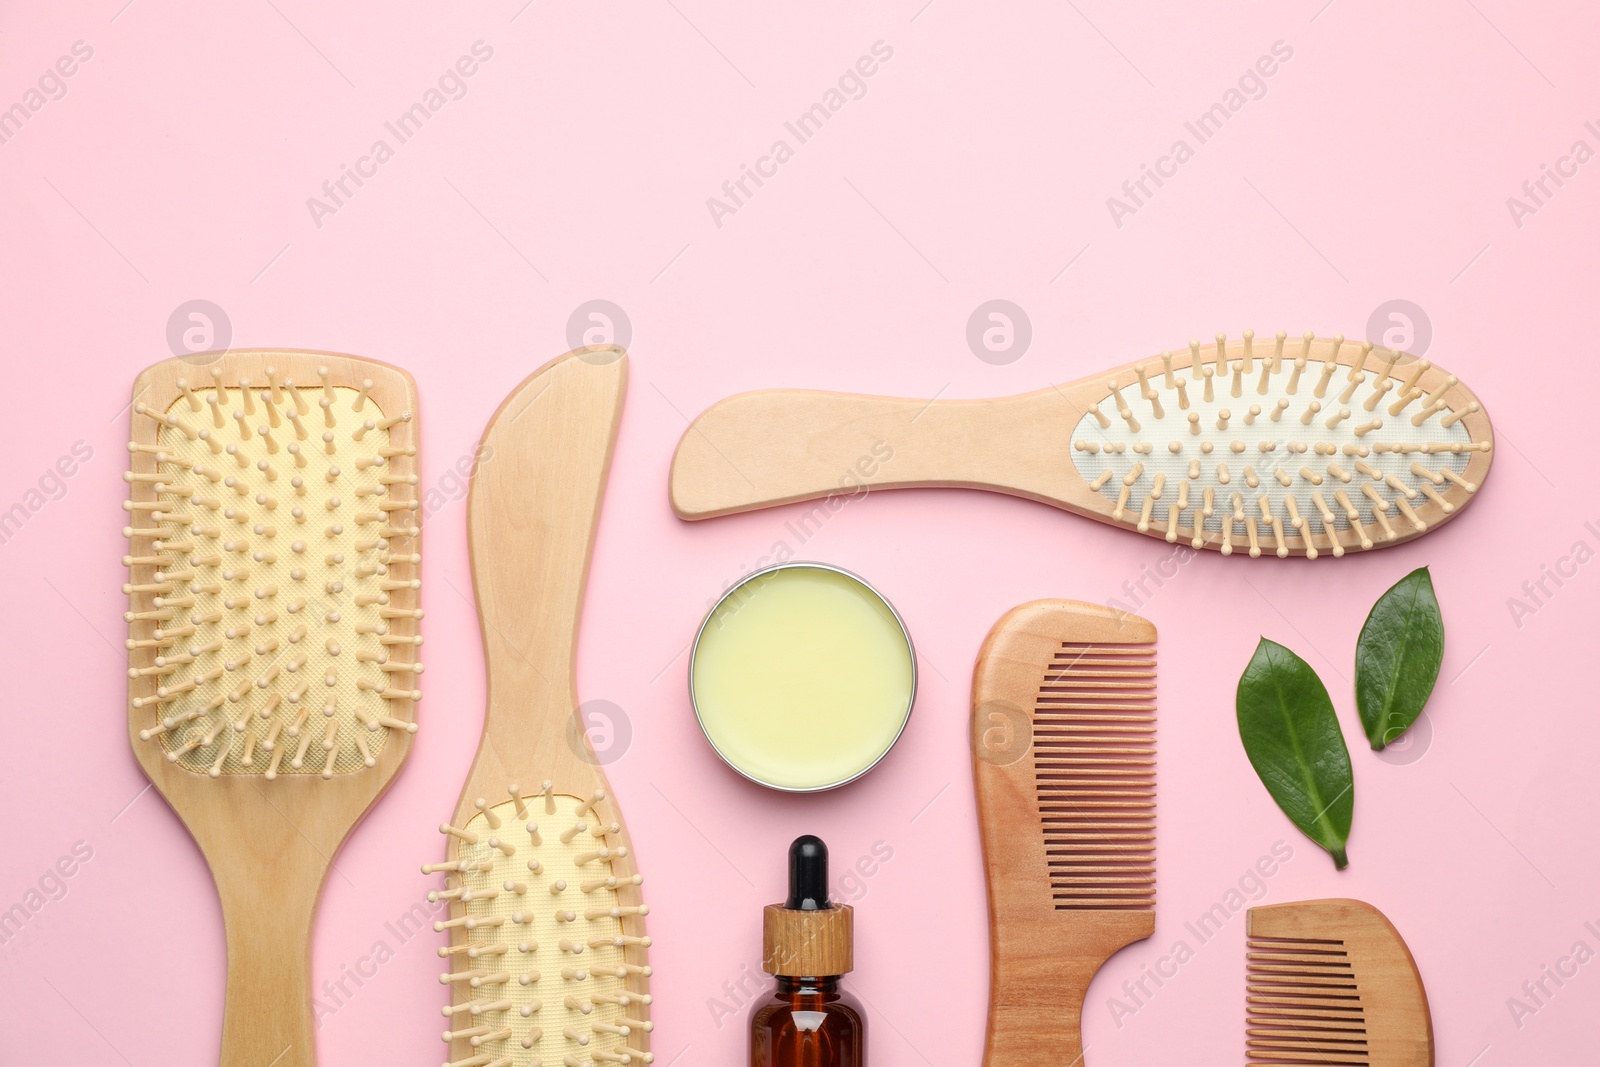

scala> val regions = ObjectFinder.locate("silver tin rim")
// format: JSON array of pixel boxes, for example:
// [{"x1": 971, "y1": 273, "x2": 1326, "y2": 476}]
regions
[{"x1": 688, "y1": 560, "x2": 917, "y2": 793}]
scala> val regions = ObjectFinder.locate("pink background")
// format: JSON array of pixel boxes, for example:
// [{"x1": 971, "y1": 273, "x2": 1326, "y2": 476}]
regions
[{"x1": 3, "y1": 1, "x2": 1597, "y2": 1064}]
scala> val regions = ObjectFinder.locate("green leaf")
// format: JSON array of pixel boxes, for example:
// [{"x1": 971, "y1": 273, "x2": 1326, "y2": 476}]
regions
[
  {"x1": 1356, "y1": 567, "x2": 1444, "y2": 751},
  {"x1": 1237, "y1": 638, "x2": 1354, "y2": 869}
]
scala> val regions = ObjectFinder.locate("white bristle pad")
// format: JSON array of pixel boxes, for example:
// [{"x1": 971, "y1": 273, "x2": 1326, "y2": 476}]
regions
[{"x1": 1068, "y1": 338, "x2": 1485, "y2": 556}]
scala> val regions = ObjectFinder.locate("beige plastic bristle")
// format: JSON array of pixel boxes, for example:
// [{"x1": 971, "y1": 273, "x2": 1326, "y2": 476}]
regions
[
  {"x1": 432, "y1": 786, "x2": 653, "y2": 1067},
  {"x1": 126, "y1": 373, "x2": 421, "y2": 776},
  {"x1": 1068, "y1": 333, "x2": 1493, "y2": 557}
]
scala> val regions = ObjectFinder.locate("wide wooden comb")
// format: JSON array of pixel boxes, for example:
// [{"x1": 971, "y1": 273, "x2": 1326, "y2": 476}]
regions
[
  {"x1": 670, "y1": 333, "x2": 1493, "y2": 558},
  {"x1": 1247, "y1": 899, "x2": 1433, "y2": 1066},
  {"x1": 971, "y1": 599, "x2": 1157, "y2": 1066}
]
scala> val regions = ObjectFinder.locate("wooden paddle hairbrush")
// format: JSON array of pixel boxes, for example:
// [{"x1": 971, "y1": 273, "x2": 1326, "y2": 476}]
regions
[
  {"x1": 670, "y1": 332, "x2": 1493, "y2": 558},
  {"x1": 971, "y1": 599, "x2": 1157, "y2": 1066},
  {"x1": 427, "y1": 346, "x2": 653, "y2": 1067},
  {"x1": 1246, "y1": 899, "x2": 1433, "y2": 1066},
  {"x1": 125, "y1": 350, "x2": 422, "y2": 1066}
]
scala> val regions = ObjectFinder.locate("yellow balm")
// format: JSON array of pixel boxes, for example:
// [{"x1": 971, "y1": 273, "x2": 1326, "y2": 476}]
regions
[{"x1": 691, "y1": 562, "x2": 916, "y2": 791}]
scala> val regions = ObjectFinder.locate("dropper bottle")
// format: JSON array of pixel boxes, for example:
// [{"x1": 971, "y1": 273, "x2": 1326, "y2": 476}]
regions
[{"x1": 750, "y1": 835, "x2": 866, "y2": 1066}]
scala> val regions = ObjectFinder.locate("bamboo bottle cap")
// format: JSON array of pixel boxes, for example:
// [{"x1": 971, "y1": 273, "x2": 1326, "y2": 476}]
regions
[{"x1": 763, "y1": 903, "x2": 853, "y2": 977}]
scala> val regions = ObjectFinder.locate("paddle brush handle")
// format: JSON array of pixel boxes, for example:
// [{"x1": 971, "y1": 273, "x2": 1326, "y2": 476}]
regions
[{"x1": 215, "y1": 852, "x2": 325, "y2": 1067}]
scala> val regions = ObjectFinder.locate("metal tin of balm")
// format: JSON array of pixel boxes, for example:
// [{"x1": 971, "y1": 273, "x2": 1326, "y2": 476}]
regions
[{"x1": 690, "y1": 561, "x2": 916, "y2": 792}]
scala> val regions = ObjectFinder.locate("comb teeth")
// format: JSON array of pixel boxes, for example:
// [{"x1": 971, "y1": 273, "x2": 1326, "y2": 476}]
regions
[
  {"x1": 1034, "y1": 639, "x2": 1156, "y2": 910},
  {"x1": 1246, "y1": 935, "x2": 1369, "y2": 1065},
  {"x1": 432, "y1": 785, "x2": 653, "y2": 1067},
  {"x1": 125, "y1": 367, "x2": 421, "y2": 777},
  {"x1": 1071, "y1": 333, "x2": 1491, "y2": 557}
]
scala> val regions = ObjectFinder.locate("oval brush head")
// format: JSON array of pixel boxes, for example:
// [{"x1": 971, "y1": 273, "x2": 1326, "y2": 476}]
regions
[
  {"x1": 430, "y1": 783, "x2": 653, "y2": 1067},
  {"x1": 125, "y1": 359, "x2": 422, "y2": 777},
  {"x1": 1071, "y1": 332, "x2": 1492, "y2": 557}
]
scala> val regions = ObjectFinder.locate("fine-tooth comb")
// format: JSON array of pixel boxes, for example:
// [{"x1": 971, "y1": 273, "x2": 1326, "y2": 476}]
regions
[
  {"x1": 125, "y1": 350, "x2": 422, "y2": 1066},
  {"x1": 1246, "y1": 899, "x2": 1433, "y2": 1066},
  {"x1": 971, "y1": 599, "x2": 1157, "y2": 1066},
  {"x1": 429, "y1": 346, "x2": 652, "y2": 1067},
  {"x1": 669, "y1": 332, "x2": 1493, "y2": 557}
]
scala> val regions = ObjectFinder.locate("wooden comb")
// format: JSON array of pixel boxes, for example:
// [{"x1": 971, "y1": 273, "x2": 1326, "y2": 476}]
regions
[
  {"x1": 971, "y1": 599, "x2": 1157, "y2": 1066},
  {"x1": 670, "y1": 333, "x2": 1493, "y2": 558},
  {"x1": 428, "y1": 346, "x2": 653, "y2": 1067},
  {"x1": 125, "y1": 350, "x2": 422, "y2": 1066},
  {"x1": 1247, "y1": 899, "x2": 1433, "y2": 1066}
]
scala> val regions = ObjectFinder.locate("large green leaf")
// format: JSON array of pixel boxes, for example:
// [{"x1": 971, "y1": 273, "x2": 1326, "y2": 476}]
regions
[
  {"x1": 1356, "y1": 567, "x2": 1444, "y2": 751},
  {"x1": 1237, "y1": 638, "x2": 1354, "y2": 869}
]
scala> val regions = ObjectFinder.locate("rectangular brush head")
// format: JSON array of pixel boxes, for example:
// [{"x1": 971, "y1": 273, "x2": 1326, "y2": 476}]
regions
[{"x1": 125, "y1": 351, "x2": 421, "y2": 782}]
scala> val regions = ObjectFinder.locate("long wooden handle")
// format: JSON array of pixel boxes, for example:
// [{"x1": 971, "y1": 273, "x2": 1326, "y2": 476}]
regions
[
  {"x1": 213, "y1": 835, "x2": 327, "y2": 1067},
  {"x1": 668, "y1": 386, "x2": 1081, "y2": 519},
  {"x1": 466, "y1": 347, "x2": 626, "y2": 778}
]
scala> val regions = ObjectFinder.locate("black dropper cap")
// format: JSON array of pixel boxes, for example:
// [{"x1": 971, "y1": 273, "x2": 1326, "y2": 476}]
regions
[{"x1": 785, "y1": 835, "x2": 829, "y2": 911}]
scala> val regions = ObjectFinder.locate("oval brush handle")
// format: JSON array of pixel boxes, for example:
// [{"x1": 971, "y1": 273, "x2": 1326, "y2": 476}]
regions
[
  {"x1": 466, "y1": 348, "x2": 627, "y2": 773},
  {"x1": 215, "y1": 849, "x2": 325, "y2": 1067},
  {"x1": 668, "y1": 386, "x2": 1084, "y2": 519}
]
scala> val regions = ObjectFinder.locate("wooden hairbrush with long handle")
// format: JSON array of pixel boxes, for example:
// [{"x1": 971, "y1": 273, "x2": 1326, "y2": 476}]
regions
[
  {"x1": 1247, "y1": 899, "x2": 1433, "y2": 1065},
  {"x1": 427, "y1": 346, "x2": 653, "y2": 1067},
  {"x1": 972, "y1": 599, "x2": 1157, "y2": 1066},
  {"x1": 671, "y1": 332, "x2": 1493, "y2": 558},
  {"x1": 126, "y1": 350, "x2": 422, "y2": 1066}
]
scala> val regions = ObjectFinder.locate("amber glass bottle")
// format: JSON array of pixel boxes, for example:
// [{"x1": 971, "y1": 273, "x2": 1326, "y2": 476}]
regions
[
  {"x1": 750, "y1": 836, "x2": 866, "y2": 1066},
  {"x1": 750, "y1": 976, "x2": 866, "y2": 1066}
]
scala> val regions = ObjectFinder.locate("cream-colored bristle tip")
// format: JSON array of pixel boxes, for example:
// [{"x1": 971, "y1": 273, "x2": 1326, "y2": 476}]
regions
[
  {"x1": 126, "y1": 369, "x2": 419, "y2": 776},
  {"x1": 1068, "y1": 334, "x2": 1483, "y2": 556}
]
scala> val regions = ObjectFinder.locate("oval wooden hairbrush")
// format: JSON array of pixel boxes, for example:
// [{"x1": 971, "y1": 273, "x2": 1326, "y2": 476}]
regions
[
  {"x1": 125, "y1": 350, "x2": 422, "y2": 1066},
  {"x1": 427, "y1": 347, "x2": 653, "y2": 1067},
  {"x1": 670, "y1": 332, "x2": 1493, "y2": 558},
  {"x1": 972, "y1": 599, "x2": 1157, "y2": 1066}
]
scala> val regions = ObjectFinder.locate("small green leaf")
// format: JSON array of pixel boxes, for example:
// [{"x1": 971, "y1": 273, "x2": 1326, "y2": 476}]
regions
[
  {"x1": 1356, "y1": 567, "x2": 1444, "y2": 751},
  {"x1": 1237, "y1": 638, "x2": 1354, "y2": 869}
]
